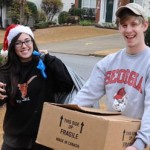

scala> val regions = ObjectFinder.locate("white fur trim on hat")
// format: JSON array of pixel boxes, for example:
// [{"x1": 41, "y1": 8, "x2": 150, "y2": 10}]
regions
[{"x1": 7, "y1": 25, "x2": 34, "y2": 46}]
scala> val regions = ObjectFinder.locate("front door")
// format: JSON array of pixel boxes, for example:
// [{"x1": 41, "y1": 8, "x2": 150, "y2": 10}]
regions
[
  {"x1": 105, "y1": 0, "x2": 114, "y2": 22},
  {"x1": 78, "y1": 0, "x2": 82, "y2": 8}
]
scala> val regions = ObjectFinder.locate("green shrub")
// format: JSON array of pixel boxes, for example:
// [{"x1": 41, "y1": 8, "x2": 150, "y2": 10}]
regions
[
  {"x1": 38, "y1": 11, "x2": 46, "y2": 22},
  {"x1": 148, "y1": 17, "x2": 150, "y2": 23},
  {"x1": 34, "y1": 21, "x2": 49, "y2": 29},
  {"x1": 0, "y1": 43, "x2": 7, "y2": 66},
  {"x1": 79, "y1": 20, "x2": 94, "y2": 26},
  {"x1": 82, "y1": 8, "x2": 96, "y2": 20},
  {"x1": 27, "y1": 1, "x2": 39, "y2": 23},
  {"x1": 0, "y1": 43, "x2": 2, "y2": 49},
  {"x1": 67, "y1": 16, "x2": 79, "y2": 24},
  {"x1": 58, "y1": 11, "x2": 70, "y2": 24},
  {"x1": 48, "y1": 21, "x2": 56, "y2": 25},
  {"x1": 145, "y1": 26, "x2": 150, "y2": 47},
  {"x1": 69, "y1": 8, "x2": 83, "y2": 17}
]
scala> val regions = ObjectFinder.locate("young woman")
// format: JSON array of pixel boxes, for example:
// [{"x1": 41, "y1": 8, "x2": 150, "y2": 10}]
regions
[{"x1": 0, "y1": 24, "x2": 73, "y2": 150}]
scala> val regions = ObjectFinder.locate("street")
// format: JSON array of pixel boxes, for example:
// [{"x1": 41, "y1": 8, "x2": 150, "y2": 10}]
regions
[
  {"x1": 52, "y1": 52, "x2": 106, "y2": 108},
  {"x1": 39, "y1": 33, "x2": 125, "y2": 56},
  {"x1": 51, "y1": 53, "x2": 102, "y2": 80}
]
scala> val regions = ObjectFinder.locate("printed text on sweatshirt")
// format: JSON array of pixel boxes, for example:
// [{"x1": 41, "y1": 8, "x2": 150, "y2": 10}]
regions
[{"x1": 105, "y1": 69, "x2": 143, "y2": 93}]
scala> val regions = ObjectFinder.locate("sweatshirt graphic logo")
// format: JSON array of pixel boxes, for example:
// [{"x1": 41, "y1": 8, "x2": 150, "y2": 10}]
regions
[
  {"x1": 112, "y1": 88, "x2": 127, "y2": 112},
  {"x1": 105, "y1": 69, "x2": 143, "y2": 94},
  {"x1": 17, "y1": 75, "x2": 37, "y2": 102}
]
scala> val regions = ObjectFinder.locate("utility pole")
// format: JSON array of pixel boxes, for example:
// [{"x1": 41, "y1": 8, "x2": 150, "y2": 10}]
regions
[{"x1": 20, "y1": 0, "x2": 26, "y2": 25}]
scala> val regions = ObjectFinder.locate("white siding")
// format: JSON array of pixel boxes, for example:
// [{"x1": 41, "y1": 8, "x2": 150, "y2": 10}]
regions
[
  {"x1": 61, "y1": 0, "x2": 75, "y2": 11},
  {"x1": 0, "y1": 6, "x2": 7, "y2": 28},
  {"x1": 143, "y1": 0, "x2": 150, "y2": 17},
  {"x1": 134, "y1": 0, "x2": 150, "y2": 17},
  {"x1": 99, "y1": 0, "x2": 106, "y2": 23},
  {"x1": 134, "y1": 0, "x2": 143, "y2": 6}
]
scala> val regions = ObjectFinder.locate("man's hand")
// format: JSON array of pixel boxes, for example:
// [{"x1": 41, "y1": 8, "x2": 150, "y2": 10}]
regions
[{"x1": 125, "y1": 146, "x2": 138, "y2": 150}]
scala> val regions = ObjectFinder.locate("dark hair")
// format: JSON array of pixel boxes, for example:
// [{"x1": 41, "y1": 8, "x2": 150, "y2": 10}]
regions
[
  {"x1": 0, "y1": 33, "x2": 39, "y2": 105},
  {"x1": 116, "y1": 8, "x2": 145, "y2": 26}
]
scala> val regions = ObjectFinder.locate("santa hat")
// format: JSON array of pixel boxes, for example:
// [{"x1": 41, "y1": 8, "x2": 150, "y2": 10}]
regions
[
  {"x1": 1, "y1": 24, "x2": 34, "y2": 57},
  {"x1": 114, "y1": 88, "x2": 126, "y2": 100}
]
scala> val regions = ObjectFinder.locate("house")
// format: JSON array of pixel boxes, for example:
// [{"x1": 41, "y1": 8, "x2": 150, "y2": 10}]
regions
[
  {"x1": 0, "y1": 0, "x2": 75, "y2": 28},
  {"x1": 0, "y1": 5, "x2": 7, "y2": 28},
  {"x1": 75, "y1": 0, "x2": 150, "y2": 24}
]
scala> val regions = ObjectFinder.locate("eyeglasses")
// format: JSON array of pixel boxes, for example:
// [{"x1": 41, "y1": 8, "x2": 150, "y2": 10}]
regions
[{"x1": 15, "y1": 39, "x2": 33, "y2": 48}]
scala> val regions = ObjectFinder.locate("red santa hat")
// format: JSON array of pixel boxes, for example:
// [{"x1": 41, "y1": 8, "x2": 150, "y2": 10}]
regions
[
  {"x1": 1, "y1": 24, "x2": 34, "y2": 57},
  {"x1": 114, "y1": 88, "x2": 126, "y2": 100}
]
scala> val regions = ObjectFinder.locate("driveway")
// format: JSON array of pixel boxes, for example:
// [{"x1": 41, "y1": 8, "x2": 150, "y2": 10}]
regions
[{"x1": 38, "y1": 33, "x2": 125, "y2": 56}]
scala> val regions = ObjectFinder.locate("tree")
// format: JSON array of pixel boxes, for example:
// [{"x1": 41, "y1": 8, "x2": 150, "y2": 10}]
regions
[
  {"x1": 8, "y1": 0, "x2": 31, "y2": 25},
  {"x1": 41, "y1": 0, "x2": 63, "y2": 22},
  {"x1": 19, "y1": 0, "x2": 26, "y2": 25},
  {"x1": 27, "y1": 1, "x2": 38, "y2": 23}
]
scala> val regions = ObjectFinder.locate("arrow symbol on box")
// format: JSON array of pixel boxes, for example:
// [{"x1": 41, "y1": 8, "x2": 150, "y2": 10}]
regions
[
  {"x1": 60, "y1": 115, "x2": 63, "y2": 127},
  {"x1": 122, "y1": 130, "x2": 126, "y2": 141},
  {"x1": 80, "y1": 122, "x2": 84, "y2": 133}
]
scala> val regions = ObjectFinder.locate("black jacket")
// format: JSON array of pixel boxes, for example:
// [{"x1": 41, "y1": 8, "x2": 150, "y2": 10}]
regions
[{"x1": 0, "y1": 54, "x2": 73, "y2": 148}]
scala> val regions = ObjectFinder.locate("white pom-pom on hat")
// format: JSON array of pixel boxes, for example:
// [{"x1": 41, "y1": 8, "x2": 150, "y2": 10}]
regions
[
  {"x1": 0, "y1": 24, "x2": 34, "y2": 57},
  {"x1": 1, "y1": 49, "x2": 8, "y2": 57}
]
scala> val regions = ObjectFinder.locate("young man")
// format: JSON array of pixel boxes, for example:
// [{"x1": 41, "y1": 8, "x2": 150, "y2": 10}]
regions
[{"x1": 71, "y1": 3, "x2": 150, "y2": 150}]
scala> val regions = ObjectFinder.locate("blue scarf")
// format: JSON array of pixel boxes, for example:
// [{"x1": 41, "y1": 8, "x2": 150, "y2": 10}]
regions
[{"x1": 33, "y1": 50, "x2": 47, "y2": 79}]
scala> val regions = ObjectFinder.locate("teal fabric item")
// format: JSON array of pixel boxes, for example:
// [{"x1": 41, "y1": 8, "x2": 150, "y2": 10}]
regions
[{"x1": 32, "y1": 50, "x2": 47, "y2": 79}]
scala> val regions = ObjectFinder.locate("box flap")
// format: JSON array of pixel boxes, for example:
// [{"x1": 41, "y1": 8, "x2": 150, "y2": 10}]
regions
[
  {"x1": 49, "y1": 103, "x2": 140, "y2": 122},
  {"x1": 50, "y1": 103, "x2": 120, "y2": 115}
]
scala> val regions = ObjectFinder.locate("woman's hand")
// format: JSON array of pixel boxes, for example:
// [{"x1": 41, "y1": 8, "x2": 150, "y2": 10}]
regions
[
  {"x1": 0, "y1": 82, "x2": 7, "y2": 100},
  {"x1": 39, "y1": 49, "x2": 48, "y2": 55},
  {"x1": 125, "y1": 146, "x2": 138, "y2": 150}
]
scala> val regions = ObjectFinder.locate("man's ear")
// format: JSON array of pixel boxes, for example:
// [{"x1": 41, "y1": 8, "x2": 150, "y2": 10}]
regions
[
  {"x1": 143, "y1": 21, "x2": 149, "y2": 32},
  {"x1": 118, "y1": 23, "x2": 121, "y2": 31}
]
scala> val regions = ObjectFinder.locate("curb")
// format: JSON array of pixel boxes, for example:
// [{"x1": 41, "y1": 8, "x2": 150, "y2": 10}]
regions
[
  {"x1": 49, "y1": 48, "x2": 121, "y2": 57},
  {"x1": 89, "y1": 48, "x2": 121, "y2": 57}
]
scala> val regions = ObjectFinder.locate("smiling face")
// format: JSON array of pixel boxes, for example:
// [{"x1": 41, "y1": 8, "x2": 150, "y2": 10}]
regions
[
  {"x1": 119, "y1": 17, "x2": 148, "y2": 54},
  {"x1": 15, "y1": 33, "x2": 33, "y2": 62}
]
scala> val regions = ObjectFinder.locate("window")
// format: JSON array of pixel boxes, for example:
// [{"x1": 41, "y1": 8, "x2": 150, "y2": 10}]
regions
[{"x1": 82, "y1": 0, "x2": 96, "y2": 8}]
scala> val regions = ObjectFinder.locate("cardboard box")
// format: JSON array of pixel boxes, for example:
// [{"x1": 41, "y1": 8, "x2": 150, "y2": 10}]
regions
[{"x1": 37, "y1": 103, "x2": 149, "y2": 150}]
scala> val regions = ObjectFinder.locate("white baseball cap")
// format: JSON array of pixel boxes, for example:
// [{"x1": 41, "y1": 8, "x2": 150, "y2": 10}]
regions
[{"x1": 116, "y1": 3, "x2": 148, "y2": 21}]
